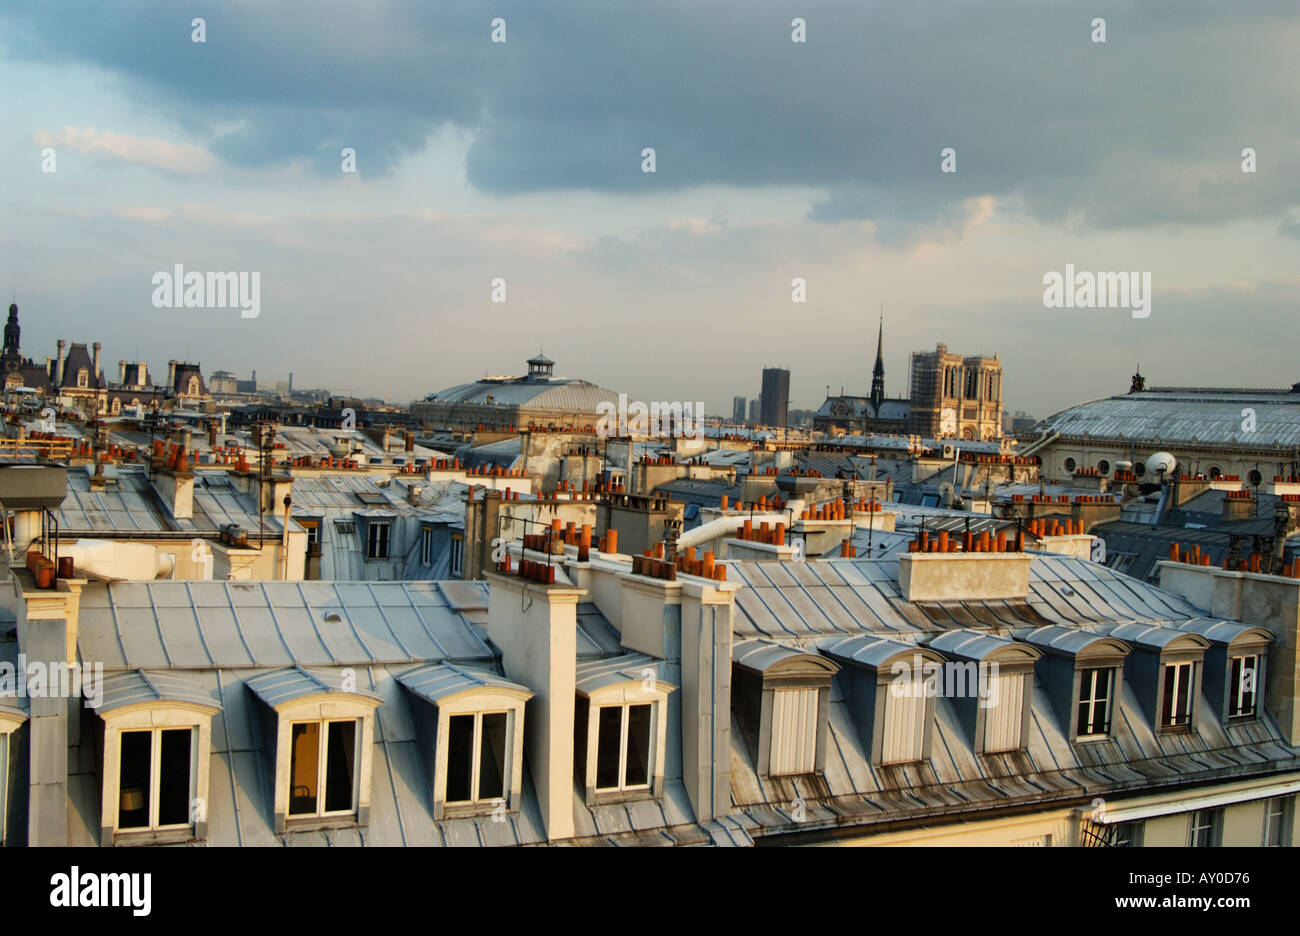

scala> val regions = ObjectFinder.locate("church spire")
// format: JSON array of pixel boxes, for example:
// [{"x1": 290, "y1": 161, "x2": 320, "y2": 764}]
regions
[{"x1": 869, "y1": 307, "x2": 886, "y2": 411}]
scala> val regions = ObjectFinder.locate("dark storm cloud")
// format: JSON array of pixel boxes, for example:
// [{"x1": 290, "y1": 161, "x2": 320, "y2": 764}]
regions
[{"x1": 5, "y1": 0, "x2": 1300, "y2": 232}]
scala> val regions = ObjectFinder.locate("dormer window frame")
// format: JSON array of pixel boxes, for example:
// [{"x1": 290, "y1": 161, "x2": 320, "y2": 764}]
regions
[
  {"x1": 1157, "y1": 654, "x2": 1203, "y2": 733},
  {"x1": 1075, "y1": 665, "x2": 1117, "y2": 740},
  {"x1": 576, "y1": 678, "x2": 675, "y2": 806},
  {"x1": 973, "y1": 653, "x2": 1039, "y2": 756},
  {"x1": 98, "y1": 701, "x2": 217, "y2": 846},
  {"x1": 1207, "y1": 628, "x2": 1271, "y2": 724},
  {"x1": 731, "y1": 640, "x2": 839, "y2": 778},
  {"x1": 1022, "y1": 633, "x2": 1132, "y2": 744},
  {"x1": 877, "y1": 648, "x2": 946, "y2": 766},
  {"x1": 1228, "y1": 653, "x2": 1261, "y2": 720},
  {"x1": 397, "y1": 664, "x2": 533, "y2": 821},
  {"x1": 245, "y1": 668, "x2": 382, "y2": 834},
  {"x1": 272, "y1": 699, "x2": 378, "y2": 832},
  {"x1": 432, "y1": 690, "x2": 528, "y2": 820}
]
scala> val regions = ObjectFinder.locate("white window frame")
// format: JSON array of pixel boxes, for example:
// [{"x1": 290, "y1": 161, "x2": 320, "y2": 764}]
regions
[
  {"x1": 264, "y1": 692, "x2": 379, "y2": 833},
  {"x1": 578, "y1": 678, "x2": 675, "y2": 804},
  {"x1": 595, "y1": 703, "x2": 655, "y2": 793},
  {"x1": 1264, "y1": 796, "x2": 1292, "y2": 847},
  {"x1": 1229, "y1": 654, "x2": 1258, "y2": 719},
  {"x1": 1076, "y1": 667, "x2": 1114, "y2": 740},
  {"x1": 115, "y1": 725, "x2": 198, "y2": 833},
  {"x1": 443, "y1": 710, "x2": 513, "y2": 807},
  {"x1": 285, "y1": 717, "x2": 362, "y2": 820},
  {"x1": 1189, "y1": 808, "x2": 1221, "y2": 847},
  {"x1": 98, "y1": 702, "x2": 216, "y2": 844},
  {"x1": 366, "y1": 521, "x2": 390, "y2": 560},
  {"x1": 420, "y1": 526, "x2": 433, "y2": 566},
  {"x1": 77, "y1": 369, "x2": 88, "y2": 389},
  {"x1": 1161, "y1": 661, "x2": 1196, "y2": 729},
  {"x1": 449, "y1": 534, "x2": 463, "y2": 576}
]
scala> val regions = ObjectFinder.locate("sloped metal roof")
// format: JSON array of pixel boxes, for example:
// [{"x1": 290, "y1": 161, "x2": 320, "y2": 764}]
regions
[
  {"x1": 924, "y1": 628, "x2": 1041, "y2": 663},
  {"x1": 1038, "y1": 389, "x2": 1300, "y2": 447},
  {"x1": 396, "y1": 662, "x2": 533, "y2": 704},
  {"x1": 97, "y1": 668, "x2": 222, "y2": 714},
  {"x1": 245, "y1": 665, "x2": 383, "y2": 707},
  {"x1": 818, "y1": 634, "x2": 925, "y2": 670},
  {"x1": 732, "y1": 638, "x2": 837, "y2": 674},
  {"x1": 575, "y1": 653, "x2": 670, "y2": 695},
  {"x1": 76, "y1": 580, "x2": 494, "y2": 670},
  {"x1": 1016, "y1": 624, "x2": 1132, "y2": 658}
]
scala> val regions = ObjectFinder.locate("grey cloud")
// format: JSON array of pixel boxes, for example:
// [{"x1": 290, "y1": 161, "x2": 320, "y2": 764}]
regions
[{"x1": 4, "y1": 0, "x2": 1300, "y2": 233}]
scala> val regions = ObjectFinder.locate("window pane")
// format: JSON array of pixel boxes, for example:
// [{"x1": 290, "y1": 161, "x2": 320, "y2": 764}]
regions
[
  {"x1": 1162, "y1": 664, "x2": 1192, "y2": 727},
  {"x1": 478, "y1": 713, "x2": 508, "y2": 801},
  {"x1": 595, "y1": 706, "x2": 623, "y2": 789},
  {"x1": 624, "y1": 704, "x2": 652, "y2": 787},
  {"x1": 118, "y1": 731, "x2": 152, "y2": 829},
  {"x1": 289, "y1": 722, "x2": 320, "y2": 815},
  {"x1": 446, "y1": 714, "x2": 475, "y2": 803},
  {"x1": 324, "y1": 721, "x2": 356, "y2": 813},
  {"x1": 157, "y1": 729, "x2": 192, "y2": 826}
]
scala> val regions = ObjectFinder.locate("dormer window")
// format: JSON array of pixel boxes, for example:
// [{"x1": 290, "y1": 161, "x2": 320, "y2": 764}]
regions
[
  {"x1": 575, "y1": 656, "x2": 675, "y2": 804},
  {"x1": 1228, "y1": 655, "x2": 1258, "y2": 719},
  {"x1": 288, "y1": 719, "x2": 359, "y2": 818},
  {"x1": 925, "y1": 630, "x2": 1041, "y2": 756},
  {"x1": 245, "y1": 667, "x2": 382, "y2": 832},
  {"x1": 731, "y1": 639, "x2": 838, "y2": 777},
  {"x1": 1108, "y1": 624, "x2": 1210, "y2": 735},
  {"x1": 118, "y1": 727, "x2": 197, "y2": 830},
  {"x1": 419, "y1": 525, "x2": 433, "y2": 565},
  {"x1": 596, "y1": 703, "x2": 653, "y2": 791},
  {"x1": 397, "y1": 663, "x2": 532, "y2": 819},
  {"x1": 1192, "y1": 623, "x2": 1271, "y2": 725},
  {"x1": 366, "y1": 521, "x2": 390, "y2": 559},
  {"x1": 95, "y1": 669, "x2": 220, "y2": 845},
  {"x1": 818, "y1": 635, "x2": 941, "y2": 767},
  {"x1": 77, "y1": 368, "x2": 88, "y2": 388},
  {"x1": 1076, "y1": 667, "x2": 1114, "y2": 738},
  {"x1": 1160, "y1": 661, "x2": 1195, "y2": 729},
  {"x1": 1021, "y1": 627, "x2": 1131, "y2": 743}
]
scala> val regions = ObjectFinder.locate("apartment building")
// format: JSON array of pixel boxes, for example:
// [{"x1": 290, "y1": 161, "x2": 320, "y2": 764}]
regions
[{"x1": 2, "y1": 527, "x2": 1298, "y2": 846}]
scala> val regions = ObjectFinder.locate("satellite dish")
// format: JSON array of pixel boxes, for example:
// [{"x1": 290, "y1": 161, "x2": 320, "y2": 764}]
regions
[{"x1": 1146, "y1": 452, "x2": 1177, "y2": 476}]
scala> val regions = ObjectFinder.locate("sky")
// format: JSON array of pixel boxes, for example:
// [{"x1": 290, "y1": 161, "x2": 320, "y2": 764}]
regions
[{"x1": 2, "y1": 0, "x2": 1299, "y2": 418}]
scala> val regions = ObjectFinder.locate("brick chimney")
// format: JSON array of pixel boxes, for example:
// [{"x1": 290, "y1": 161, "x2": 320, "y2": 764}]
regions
[{"x1": 92, "y1": 342, "x2": 101, "y2": 381}]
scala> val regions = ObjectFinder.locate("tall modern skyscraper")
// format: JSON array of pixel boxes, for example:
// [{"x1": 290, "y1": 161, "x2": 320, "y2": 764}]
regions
[
  {"x1": 748, "y1": 398, "x2": 760, "y2": 423},
  {"x1": 760, "y1": 367, "x2": 790, "y2": 427},
  {"x1": 733, "y1": 395, "x2": 747, "y2": 424}
]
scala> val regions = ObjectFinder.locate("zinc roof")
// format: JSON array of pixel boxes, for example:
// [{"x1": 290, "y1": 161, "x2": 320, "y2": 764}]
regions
[
  {"x1": 1039, "y1": 390, "x2": 1300, "y2": 447},
  {"x1": 76, "y1": 580, "x2": 495, "y2": 671},
  {"x1": 97, "y1": 668, "x2": 222, "y2": 713}
]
